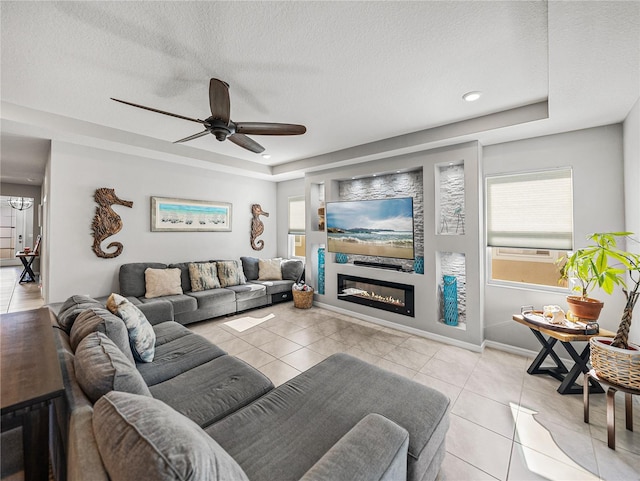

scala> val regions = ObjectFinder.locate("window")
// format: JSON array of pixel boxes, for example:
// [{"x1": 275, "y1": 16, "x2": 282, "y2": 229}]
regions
[
  {"x1": 486, "y1": 169, "x2": 573, "y2": 288},
  {"x1": 288, "y1": 196, "x2": 305, "y2": 258}
]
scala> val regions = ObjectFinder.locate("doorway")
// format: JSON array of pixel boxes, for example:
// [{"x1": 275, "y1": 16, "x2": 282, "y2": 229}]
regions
[{"x1": 0, "y1": 196, "x2": 35, "y2": 267}]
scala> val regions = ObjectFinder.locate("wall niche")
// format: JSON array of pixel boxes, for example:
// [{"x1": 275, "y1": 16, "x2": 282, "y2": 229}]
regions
[{"x1": 336, "y1": 170, "x2": 423, "y2": 271}]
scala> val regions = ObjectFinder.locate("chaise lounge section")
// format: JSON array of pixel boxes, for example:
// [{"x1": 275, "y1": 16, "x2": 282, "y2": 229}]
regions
[{"x1": 50, "y1": 293, "x2": 450, "y2": 481}]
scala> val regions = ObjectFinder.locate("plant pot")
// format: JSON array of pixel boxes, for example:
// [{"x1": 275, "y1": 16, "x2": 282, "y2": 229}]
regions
[
  {"x1": 590, "y1": 337, "x2": 640, "y2": 389},
  {"x1": 566, "y1": 295, "x2": 604, "y2": 320}
]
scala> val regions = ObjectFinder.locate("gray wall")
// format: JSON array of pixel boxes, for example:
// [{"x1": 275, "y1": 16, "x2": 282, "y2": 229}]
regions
[
  {"x1": 623, "y1": 99, "x2": 639, "y2": 345},
  {"x1": 483, "y1": 125, "x2": 626, "y2": 352},
  {"x1": 46, "y1": 140, "x2": 278, "y2": 302}
]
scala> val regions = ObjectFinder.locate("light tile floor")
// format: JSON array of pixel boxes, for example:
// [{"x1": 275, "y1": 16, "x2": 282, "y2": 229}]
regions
[
  {"x1": 190, "y1": 302, "x2": 640, "y2": 481},
  {"x1": 0, "y1": 266, "x2": 44, "y2": 313}
]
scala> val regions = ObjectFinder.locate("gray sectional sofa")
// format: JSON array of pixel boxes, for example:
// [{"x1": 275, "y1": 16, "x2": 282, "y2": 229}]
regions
[
  {"x1": 118, "y1": 257, "x2": 305, "y2": 325},
  {"x1": 50, "y1": 294, "x2": 450, "y2": 481}
]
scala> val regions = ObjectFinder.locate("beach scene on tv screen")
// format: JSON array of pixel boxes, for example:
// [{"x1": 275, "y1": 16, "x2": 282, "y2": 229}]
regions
[{"x1": 326, "y1": 197, "x2": 415, "y2": 259}]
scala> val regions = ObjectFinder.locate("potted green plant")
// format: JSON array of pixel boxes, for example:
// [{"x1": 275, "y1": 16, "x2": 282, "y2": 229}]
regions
[{"x1": 561, "y1": 232, "x2": 640, "y2": 388}]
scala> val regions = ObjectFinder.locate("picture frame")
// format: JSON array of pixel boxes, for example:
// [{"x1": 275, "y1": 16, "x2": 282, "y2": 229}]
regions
[{"x1": 150, "y1": 196, "x2": 232, "y2": 232}]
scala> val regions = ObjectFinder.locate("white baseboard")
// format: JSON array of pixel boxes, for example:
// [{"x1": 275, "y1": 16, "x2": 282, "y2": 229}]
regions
[{"x1": 314, "y1": 301, "x2": 485, "y2": 353}]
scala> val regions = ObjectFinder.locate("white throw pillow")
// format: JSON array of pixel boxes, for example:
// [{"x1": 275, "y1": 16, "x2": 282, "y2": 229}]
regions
[
  {"x1": 144, "y1": 268, "x2": 182, "y2": 298},
  {"x1": 258, "y1": 258, "x2": 283, "y2": 281},
  {"x1": 107, "y1": 293, "x2": 156, "y2": 363}
]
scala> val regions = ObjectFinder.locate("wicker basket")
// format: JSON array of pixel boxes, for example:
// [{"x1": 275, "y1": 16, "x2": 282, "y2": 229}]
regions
[
  {"x1": 590, "y1": 337, "x2": 640, "y2": 389},
  {"x1": 292, "y1": 289, "x2": 314, "y2": 309}
]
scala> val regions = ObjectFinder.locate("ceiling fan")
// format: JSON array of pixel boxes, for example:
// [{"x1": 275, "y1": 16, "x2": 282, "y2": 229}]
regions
[{"x1": 111, "y1": 78, "x2": 306, "y2": 154}]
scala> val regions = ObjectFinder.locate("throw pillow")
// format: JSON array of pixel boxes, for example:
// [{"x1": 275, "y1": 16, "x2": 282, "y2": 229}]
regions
[
  {"x1": 281, "y1": 259, "x2": 305, "y2": 282},
  {"x1": 240, "y1": 256, "x2": 260, "y2": 281},
  {"x1": 69, "y1": 307, "x2": 135, "y2": 364},
  {"x1": 144, "y1": 268, "x2": 183, "y2": 299},
  {"x1": 216, "y1": 260, "x2": 246, "y2": 287},
  {"x1": 188, "y1": 262, "x2": 220, "y2": 292},
  {"x1": 258, "y1": 258, "x2": 283, "y2": 281},
  {"x1": 93, "y1": 391, "x2": 250, "y2": 481},
  {"x1": 107, "y1": 293, "x2": 156, "y2": 363},
  {"x1": 75, "y1": 332, "x2": 151, "y2": 403},
  {"x1": 56, "y1": 294, "x2": 103, "y2": 332}
]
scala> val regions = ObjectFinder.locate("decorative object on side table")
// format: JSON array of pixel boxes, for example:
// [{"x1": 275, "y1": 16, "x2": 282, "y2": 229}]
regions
[
  {"x1": 150, "y1": 196, "x2": 231, "y2": 232},
  {"x1": 561, "y1": 232, "x2": 640, "y2": 389},
  {"x1": 250, "y1": 204, "x2": 269, "y2": 250},
  {"x1": 92, "y1": 188, "x2": 133, "y2": 258},
  {"x1": 292, "y1": 282, "x2": 314, "y2": 309}
]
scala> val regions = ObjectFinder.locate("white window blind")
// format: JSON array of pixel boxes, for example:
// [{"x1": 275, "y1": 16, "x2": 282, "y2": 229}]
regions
[
  {"x1": 486, "y1": 169, "x2": 573, "y2": 250},
  {"x1": 288, "y1": 196, "x2": 306, "y2": 234}
]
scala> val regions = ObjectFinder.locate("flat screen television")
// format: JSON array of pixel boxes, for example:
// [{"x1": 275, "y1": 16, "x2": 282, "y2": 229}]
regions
[{"x1": 326, "y1": 197, "x2": 415, "y2": 260}]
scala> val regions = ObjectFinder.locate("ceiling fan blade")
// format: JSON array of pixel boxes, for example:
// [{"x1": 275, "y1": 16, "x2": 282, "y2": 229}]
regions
[
  {"x1": 209, "y1": 78, "x2": 231, "y2": 125},
  {"x1": 111, "y1": 98, "x2": 206, "y2": 124},
  {"x1": 235, "y1": 122, "x2": 306, "y2": 136},
  {"x1": 173, "y1": 130, "x2": 210, "y2": 144},
  {"x1": 228, "y1": 133, "x2": 265, "y2": 154}
]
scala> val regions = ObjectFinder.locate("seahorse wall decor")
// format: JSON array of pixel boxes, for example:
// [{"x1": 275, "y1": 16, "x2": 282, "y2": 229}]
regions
[
  {"x1": 250, "y1": 204, "x2": 269, "y2": 251},
  {"x1": 92, "y1": 188, "x2": 133, "y2": 258}
]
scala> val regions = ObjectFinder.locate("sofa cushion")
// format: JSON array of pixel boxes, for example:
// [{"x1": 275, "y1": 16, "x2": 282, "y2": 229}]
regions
[
  {"x1": 75, "y1": 332, "x2": 151, "y2": 403},
  {"x1": 144, "y1": 268, "x2": 183, "y2": 299},
  {"x1": 187, "y1": 288, "x2": 236, "y2": 310},
  {"x1": 258, "y1": 258, "x2": 282, "y2": 280},
  {"x1": 206, "y1": 353, "x2": 450, "y2": 481},
  {"x1": 152, "y1": 321, "x2": 192, "y2": 347},
  {"x1": 281, "y1": 259, "x2": 305, "y2": 282},
  {"x1": 225, "y1": 283, "x2": 267, "y2": 302},
  {"x1": 69, "y1": 307, "x2": 134, "y2": 364},
  {"x1": 216, "y1": 260, "x2": 246, "y2": 287},
  {"x1": 250, "y1": 279, "x2": 295, "y2": 295},
  {"x1": 166, "y1": 261, "x2": 211, "y2": 293},
  {"x1": 93, "y1": 391, "x2": 249, "y2": 481},
  {"x1": 140, "y1": 293, "x2": 197, "y2": 316},
  {"x1": 240, "y1": 256, "x2": 260, "y2": 281},
  {"x1": 188, "y1": 262, "x2": 221, "y2": 291},
  {"x1": 119, "y1": 262, "x2": 167, "y2": 298},
  {"x1": 107, "y1": 294, "x2": 156, "y2": 363},
  {"x1": 149, "y1": 355, "x2": 274, "y2": 428},
  {"x1": 57, "y1": 295, "x2": 104, "y2": 332},
  {"x1": 136, "y1": 333, "x2": 226, "y2": 386}
]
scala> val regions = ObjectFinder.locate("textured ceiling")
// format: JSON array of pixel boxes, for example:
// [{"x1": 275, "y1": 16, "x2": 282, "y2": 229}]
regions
[{"x1": 1, "y1": 1, "x2": 638, "y2": 183}]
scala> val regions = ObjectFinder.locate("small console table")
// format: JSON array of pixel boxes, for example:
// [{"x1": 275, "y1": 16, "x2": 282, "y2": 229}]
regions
[
  {"x1": 584, "y1": 369, "x2": 639, "y2": 449},
  {"x1": 512, "y1": 314, "x2": 615, "y2": 395},
  {"x1": 1, "y1": 308, "x2": 64, "y2": 481}
]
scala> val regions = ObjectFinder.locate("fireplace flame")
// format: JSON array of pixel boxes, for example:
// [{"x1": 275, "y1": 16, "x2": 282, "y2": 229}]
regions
[{"x1": 340, "y1": 288, "x2": 404, "y2": 306}]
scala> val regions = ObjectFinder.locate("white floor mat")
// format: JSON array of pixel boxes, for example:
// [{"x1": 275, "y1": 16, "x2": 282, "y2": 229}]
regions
[{"x1": 223, "y1": 313, "x2": 275, "y2": 332}]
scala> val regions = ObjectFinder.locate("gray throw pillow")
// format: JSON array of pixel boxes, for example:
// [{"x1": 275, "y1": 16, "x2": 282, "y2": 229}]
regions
[
  {"x1": 75, "y1": 332, "x2": 151, "y2": 403},
  {"x1": 188, "y1": 262, "x2": 221, "y2": 291},
  {"x1": 57, "y1": 294, "x2": 103, "y2": 332},
  {"x1": 240, "y1": 256, "x2": 260, "y2": 281},
  {"x1": 106, "y1": 293, "x2": 156, "y2": 363},
  {"x1": 282, "y1": 259, "x2": 305, "y2": 282},
  {"x1": 216, "y1": 260, "x2": 246, "y2": 287},
  {"x1": 69, "y1": 307, "x2": 135, "y2": 364},
  {"x1": 93, "y1": 391, "x2": 250, "y2": 481}
]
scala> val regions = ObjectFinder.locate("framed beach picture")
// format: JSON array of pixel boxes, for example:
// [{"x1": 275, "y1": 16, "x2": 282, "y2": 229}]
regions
[{"x1": 151, "y1": 197, "x2": 232, "y2": 232}]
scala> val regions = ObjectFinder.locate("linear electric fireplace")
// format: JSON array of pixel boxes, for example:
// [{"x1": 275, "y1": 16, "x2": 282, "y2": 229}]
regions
[{"x1": 337, "y1": 274, "x2": 414, "y2": 317}]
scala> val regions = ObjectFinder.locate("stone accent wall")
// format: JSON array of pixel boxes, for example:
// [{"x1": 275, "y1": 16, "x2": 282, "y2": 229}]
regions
[
  {"x1": 338, "y1": 171, "x2": 423, "y2": 271},
  {"x1": 438, "y1": 164, "x2": 465, "y2": 235}
]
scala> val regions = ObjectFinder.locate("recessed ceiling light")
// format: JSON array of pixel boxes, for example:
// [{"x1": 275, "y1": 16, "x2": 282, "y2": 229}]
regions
[
  {"x1": 261, "y1": 154, "x2": 271, "y2": 159},
  {"x1": 372, "y1": 174, "x2": 377, "y2": 177},
  {"x1": 462, "y1": 91, "x2": 482, "y2": 102}
]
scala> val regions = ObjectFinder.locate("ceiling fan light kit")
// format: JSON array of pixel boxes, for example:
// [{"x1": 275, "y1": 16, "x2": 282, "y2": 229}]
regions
[{"x1": 111, "y1": 78, "x2": 306, "y2": 154}]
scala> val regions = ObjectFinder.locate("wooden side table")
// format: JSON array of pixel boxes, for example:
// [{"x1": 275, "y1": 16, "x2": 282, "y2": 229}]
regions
[
  {"x1": 512, "y1": 314, "x2": 615, "y2": 394},
  {"x1": 583, "y1": 369, "x2": 639, "y2": 449},
  {"x1": 1, "y1": 308, "x2": 64, "y2": 481}
]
